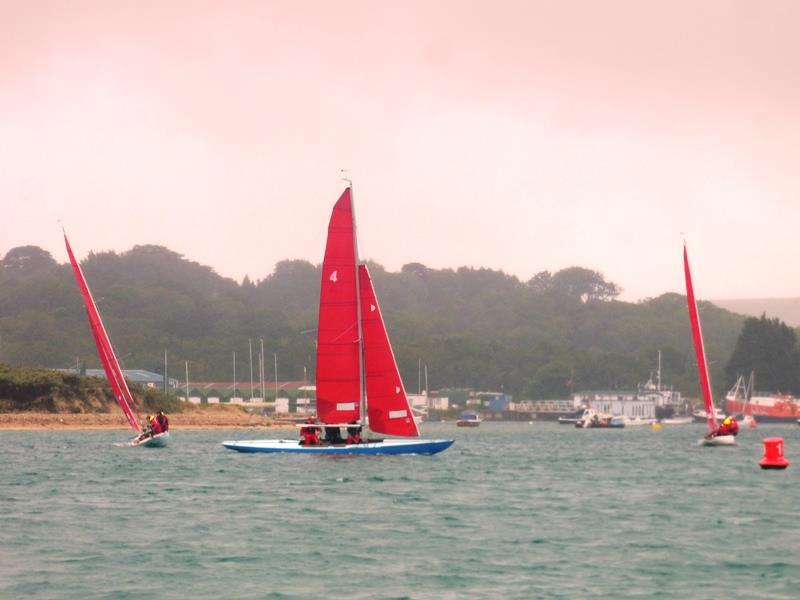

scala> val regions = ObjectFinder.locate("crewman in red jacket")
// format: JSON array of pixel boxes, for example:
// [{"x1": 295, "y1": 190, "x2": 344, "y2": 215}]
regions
[
  {"x1": 148, "y1": 414, "x2": 163, "y2": 435},
  {"x1": 715, "y1": 416, "x2": 738, "y2": 437},
  {"x1": 346, "y1": 420, "x2": 362, "y2": 444},
  {"x1": 156, "y1": 410, "x2": 169, "y2": 432},
  {"x1": 300, "y1": 416, "x2": 320, "y2": 446}
]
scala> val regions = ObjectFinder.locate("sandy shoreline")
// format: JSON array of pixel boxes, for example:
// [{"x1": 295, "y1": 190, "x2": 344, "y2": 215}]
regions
[{"x1": 0, "y1": 408, "x2": 297, "y2": 431}]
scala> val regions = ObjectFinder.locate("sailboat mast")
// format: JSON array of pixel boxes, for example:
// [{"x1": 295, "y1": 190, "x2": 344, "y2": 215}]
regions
[
  {"x1": 249, "y1": 338, "x2": 254, "y2": 401},
  {"x1": 657, "y1": 350, "x2": 662, "y2": 391},
  {"x1": 260, "y1": 338, "x2": 265, "y2": 400},
  {"x1": 349, "y1": 182, "x2": 367, "y2": 430}
]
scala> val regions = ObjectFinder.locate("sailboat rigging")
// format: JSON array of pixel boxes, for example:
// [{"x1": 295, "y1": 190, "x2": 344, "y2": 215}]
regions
[
  {"x1": 64, "y1": 231, "x2": 169, "y2": 447},
  {"x1": 683, "y1": 243, "x2": 736, "y2": 446},
  {"x1": 223, "y1": 186, "x2": 452, "y2": 455}
]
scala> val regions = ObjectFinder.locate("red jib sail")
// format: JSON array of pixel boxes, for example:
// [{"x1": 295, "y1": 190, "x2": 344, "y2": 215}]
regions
[
  {"x1": 683, "y1": 243, "x2": 717, "y2": 434},
  {"x1": 359, "y1": 264, "x2": 420, "y2": 437},
  {"x1": 64, "y1": 234, "x2": 142, "y2": 433},
  {"x1": 315, "y1": 188, "x2": 361, "y2": 424}
]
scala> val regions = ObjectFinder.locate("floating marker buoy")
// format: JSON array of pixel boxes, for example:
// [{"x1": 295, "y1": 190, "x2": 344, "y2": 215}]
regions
[
  {"x1": 651, "y1": 422, "x2": 661, "y2": 431},
  {"x1": 759, "y1": 437, "x2": 789, "y2": 470}
]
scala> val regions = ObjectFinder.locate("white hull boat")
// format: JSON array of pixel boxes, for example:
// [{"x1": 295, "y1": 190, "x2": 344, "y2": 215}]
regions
[
  {"x1": 131, "y1": 431, "x2": 170, "y2": 448},
  {"x1": 698, "y1": 434, "x2": 736, "y2": 447}
]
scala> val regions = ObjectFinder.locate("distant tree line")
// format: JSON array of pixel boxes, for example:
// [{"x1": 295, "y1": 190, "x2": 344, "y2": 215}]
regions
[{"x1": 2, "y1": 243, "x2": 793, "y2": 400}]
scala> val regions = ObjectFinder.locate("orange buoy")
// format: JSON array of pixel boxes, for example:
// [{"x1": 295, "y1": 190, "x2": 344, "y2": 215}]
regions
[{"x1": 759, "y1": 437, "x2": 790, "y2": 470}]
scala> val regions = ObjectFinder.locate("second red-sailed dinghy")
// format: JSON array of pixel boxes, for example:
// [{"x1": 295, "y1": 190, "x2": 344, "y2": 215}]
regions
[
  {"x1": 684, "y1": 243, "x2": 735, "y2": 447},
  {"x1": 64, "y1": 231, "x2": 169, "y2": 448}
]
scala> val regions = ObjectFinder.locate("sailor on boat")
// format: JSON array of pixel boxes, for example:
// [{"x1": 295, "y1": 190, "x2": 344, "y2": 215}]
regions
[
  {"x1": 300, "y1": 417, "x2": 321, "y2": 446},
  {"x1": 156, "y1": 410, "x2": 169, "y2": 433},
  {"x1": 134, "y1": 414, "x2": 158, "y2": 442},
  {"x1": 136, "y1": 410, "x2": 169, "y2": 440},
  {"x1": 346, "y1": 420, "x2": 362, "y2": 444},
  {"x1": 324, "y1": 425, "x2": 343, "y2": 444},
  {"x1": 708, "y1": 416, "x2": 739, "y2": 439}
]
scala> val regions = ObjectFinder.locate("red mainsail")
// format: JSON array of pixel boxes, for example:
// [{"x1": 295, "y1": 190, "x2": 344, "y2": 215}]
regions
[
  {"x1": 315, "y1": 188, "x2": 361, "y2": 424},
  {"x1": 683, "y1": 244, "x2": 717, "y2": 433},
  {"x1": 359, "y1": 264, "x2": 420, "y2": 437},
  {"x1": 64, "y1": 234, "x2": 142, "y2": 433}
]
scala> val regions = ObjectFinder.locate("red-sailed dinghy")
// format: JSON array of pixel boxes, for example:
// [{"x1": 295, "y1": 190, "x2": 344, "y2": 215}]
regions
[
  {"x1": 64, "y1": 231, "x2": 168, "y2": 447},
  {"x1": 684, "y1": 243, "x2": 735, "y2": 446}
]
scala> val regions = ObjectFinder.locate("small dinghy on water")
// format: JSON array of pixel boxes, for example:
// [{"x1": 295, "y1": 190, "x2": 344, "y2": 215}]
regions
[
  {"x1": 683, "y1": 243, "x2": 736, "y2": 447},
  {"x1": 64, "y1": 231, "x2": 169, "y2": 448},
  {"x1": 223, "y1": 186, "x2": 452, "y2": 456}
]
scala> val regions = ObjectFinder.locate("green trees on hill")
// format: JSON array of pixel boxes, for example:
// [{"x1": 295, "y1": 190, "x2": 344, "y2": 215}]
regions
[
  {"x1": 0, "y1": 244, "x2": 757, "y2": 399},
  {"x1": 0, "y1": 363, "x2": 184, "y2": 413},
  {"x1": 724, "y1": 314, "x2": 800, "y2": 393},
  {"x1": 0, "y1": 363, "x2": 109, "y2": 411}
]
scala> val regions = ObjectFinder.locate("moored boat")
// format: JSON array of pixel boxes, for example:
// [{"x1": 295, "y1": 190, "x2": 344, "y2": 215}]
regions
[
  {"x1": 724, "y1": 375, "x2": 800, "y2": 423},
  {"x1": 456, "y1": 412, "x2": 481, "y2": 427},
  {"x1": 575, "y1": 408, "x2": 625, "y2": 428},
  {"x1": 557, "y1": 408, "x2": 585, "y2": 425}
]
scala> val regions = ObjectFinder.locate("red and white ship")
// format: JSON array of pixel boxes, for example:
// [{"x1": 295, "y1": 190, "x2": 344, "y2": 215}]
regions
[{"x1": 725, "y1": 375, "x2": 800, "y2": 423}]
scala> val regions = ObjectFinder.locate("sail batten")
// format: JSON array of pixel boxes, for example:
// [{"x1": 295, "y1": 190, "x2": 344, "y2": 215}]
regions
[
  {"x1": 683, "y1": 244, "x2": 718, "y2": 433},
  {"x1": 64, "y1": 234, "x2": 142, "y2": 433},
  {"x1": 359, "y1": 264, "x2": 420, "y2": 437}
]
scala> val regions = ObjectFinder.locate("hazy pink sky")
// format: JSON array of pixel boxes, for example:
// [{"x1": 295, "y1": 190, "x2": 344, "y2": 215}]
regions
[{"x1": 2, "y1": 0, "x2": 799, "y2": 301}]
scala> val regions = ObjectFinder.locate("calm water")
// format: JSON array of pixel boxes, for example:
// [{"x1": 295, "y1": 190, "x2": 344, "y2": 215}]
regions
[{"x1": 1, "y1": 422, "x2": 798, "y2": 599}]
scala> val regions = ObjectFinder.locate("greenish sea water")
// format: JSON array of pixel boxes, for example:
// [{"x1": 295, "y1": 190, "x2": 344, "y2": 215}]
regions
[{"x1": 1, "y1": 422, "x2": 798, "y2": 599}]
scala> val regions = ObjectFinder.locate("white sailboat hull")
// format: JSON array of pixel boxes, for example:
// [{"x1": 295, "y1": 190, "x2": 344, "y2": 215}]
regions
[
  {"x1": 698, "y1": 434, "x2": 736, "y2": 446},
  {"x1": 131, "y1": 431, "x2": 170, "y2": 447}
]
